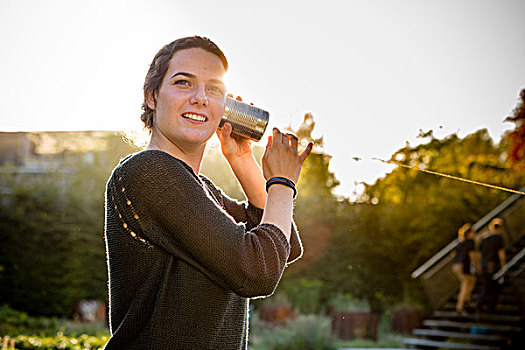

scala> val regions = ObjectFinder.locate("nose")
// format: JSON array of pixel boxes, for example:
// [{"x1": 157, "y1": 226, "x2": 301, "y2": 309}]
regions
[{"x1": 190, "y1": 85, "x2": 209, "y2": 107}]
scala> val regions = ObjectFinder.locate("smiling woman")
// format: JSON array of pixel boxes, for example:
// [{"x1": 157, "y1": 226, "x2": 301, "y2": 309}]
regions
[
  {"x1": 103, "y1": 36, "x2": 312, "y2": 350},
  {"x1": 145, "y1": 47, "x2": 228, "y2": 158}
]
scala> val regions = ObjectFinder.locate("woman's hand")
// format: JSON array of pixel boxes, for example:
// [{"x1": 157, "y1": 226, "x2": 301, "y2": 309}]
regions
[
  {"x1": 217, "y1": 121, "x2": 253, "y2": 162},
  {"x1": 216, "y1": 95, "x2": 267, "y2": 208},
  {"x1": 216, "y1": 95, "x2": 253, "y2": 163},
  {"x1": 262, "y1": 128, "x2": 313, "y2": 184}
]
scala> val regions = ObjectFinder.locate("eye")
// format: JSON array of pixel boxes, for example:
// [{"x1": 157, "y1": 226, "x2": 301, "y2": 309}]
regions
[
  {"x1": 208, "y1": 85, "x2": 225, "y2": 96},
  {"x1": 173, "y1": 79, "x2": 191, "y2": 86}
]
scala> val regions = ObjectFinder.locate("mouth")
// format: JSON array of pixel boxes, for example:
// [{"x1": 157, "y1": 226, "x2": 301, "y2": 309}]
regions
[{"x1": 182, "y1": 113, "x2": 207, "y2": 122}]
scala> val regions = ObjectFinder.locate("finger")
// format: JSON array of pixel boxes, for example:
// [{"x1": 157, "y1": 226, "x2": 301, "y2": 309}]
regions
[
  {"x1": 236, "y1": 95, "x2": 242, "y2": 101},
  {"x1": 287, "y1": 133, "x2": 299, "y2": 152},
  {"x1": 299, "y1": 142, "x2": 314, "y2": 163},
  {"x1": 264, "y1": 136, "x2": 273, "y2": 158},
  {"x1": 227, "y1": 93, "x2": 233, "y2": 98},
  {"x1": 272, "y1": 128, "x2": 284, "y2": 143},
  {"x1": 231, "y1": 132, "x2": 250, "y2": 145}
]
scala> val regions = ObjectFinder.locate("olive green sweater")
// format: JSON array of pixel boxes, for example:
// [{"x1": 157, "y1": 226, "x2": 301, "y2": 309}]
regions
[{"x1": 103, "y1": 150, "x2": 302, "y2": 350}]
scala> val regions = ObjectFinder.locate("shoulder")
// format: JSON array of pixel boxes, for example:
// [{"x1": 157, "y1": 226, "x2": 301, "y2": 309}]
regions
[{"x1": 109, "y1": 150, "x2": 202, "y2": 197}]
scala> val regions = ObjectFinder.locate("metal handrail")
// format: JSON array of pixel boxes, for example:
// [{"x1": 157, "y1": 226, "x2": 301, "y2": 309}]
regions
[
  {"x1": 411, "y1": 239, "x2": 458, "y2": 279},
  {"x1": 411, "y1": 185, "x2": 525, "y2": 280},
  {"x1": 493, "y1": 247, "x2": 525, "y2": 281}
]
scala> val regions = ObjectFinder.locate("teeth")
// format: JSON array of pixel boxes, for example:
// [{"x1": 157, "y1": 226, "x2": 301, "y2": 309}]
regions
[{"x1": 183, "y1": 113, "x2": 206, "y2": 122}]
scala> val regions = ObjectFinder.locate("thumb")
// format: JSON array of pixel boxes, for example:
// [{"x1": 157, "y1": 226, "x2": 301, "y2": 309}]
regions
[
  {"x1": 219, "y1": 122, "x2": 233, "y2": 140},
  {"x1": 299, "y1": 142, "x2": 313, "y2": 163},
  {"x1": 266, "y1": 135, "x2": 273, "y2": 149}
]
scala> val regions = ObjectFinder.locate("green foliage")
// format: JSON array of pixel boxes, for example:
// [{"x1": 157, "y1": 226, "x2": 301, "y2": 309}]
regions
[
  {"x1": 285, "y1": 123, "x2": 524, "y2": 314},
  {"x1": 272, "y1": 315, "x2": 337, "y2": 350},
  {"x1": 250, "y1": 314, "x2": 337, "y2": 350},
  {"x1": 0, "y1": 299, "x2": 109, "y2": 349},
  {"x1": 0, "y1": 305, "x2": 57, "y2": 336},
  {"x1": 249, "y1": 313, "x2": 404, "y2": 350},
  {"x1": 281, "y1": 279, "x2": 323, "y2": 314},
  {"x1": 0, "y1": 132, "x2": 136, "y2": 317},
  {"x1": 340, "y1": 128, "x2": 524, "y2": 311},
  {"x1": 3, "y1": 116, "x2": 523, "y2": 324},
  {"x1": 328, "y1": 294, "x2": 370, "y2": 312},
  {"x1": 1, "y1": 333, "x2": 109, "y2": 350}
]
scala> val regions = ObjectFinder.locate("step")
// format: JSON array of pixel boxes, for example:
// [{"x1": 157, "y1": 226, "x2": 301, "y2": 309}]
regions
[
  {"x1": 403, "y1": 337, "x2": 501, "y2": 350},
  {"x1": 444, "y1": 303, "x2": 520, "y2": 314},
  {"x1": 412, "y1": 329, "x2": 510, "y2": 344},
  {"x1": 423, "y1": 319, "x2": 523, "y2": 333},
  {"x1": 460, "y1": 294, "x2": 517, "y2": 304},
  {"x1": 433, "y1": 310, "x2": 522, "y2": 323}
]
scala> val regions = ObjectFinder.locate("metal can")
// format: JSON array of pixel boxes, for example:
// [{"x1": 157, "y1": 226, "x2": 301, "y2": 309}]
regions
[{"x1": 218, "y1": 96, "x2": 269, "y2": 141}]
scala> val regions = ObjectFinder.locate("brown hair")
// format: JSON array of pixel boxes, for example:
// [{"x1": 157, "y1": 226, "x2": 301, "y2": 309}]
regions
[
  {"x1": 489, "y1": 217, "x2": 504, "y2": 232},
  {"x1": 140, "y1": 36, "x2": 228, "y2": 132},
  {"x1": 458, "y1": 223, "x2": 473, "y2": 241}
]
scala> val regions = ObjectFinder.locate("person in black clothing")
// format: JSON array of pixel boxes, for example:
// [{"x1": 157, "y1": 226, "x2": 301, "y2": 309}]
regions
[
  {"x1": 476, "y1": 217, "x2": 507, "y2": 313},
  {"x1": 103, "y1": 36, "x2": 313, "y2": 349},
  {"x1": 452, "y1": 223, "x2": 478, "y2": 314}
]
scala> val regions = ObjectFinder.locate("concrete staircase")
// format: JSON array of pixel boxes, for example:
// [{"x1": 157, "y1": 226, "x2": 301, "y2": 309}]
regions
[{"x1": 403, "y1": 255, "x2": 525, "y2": 349}]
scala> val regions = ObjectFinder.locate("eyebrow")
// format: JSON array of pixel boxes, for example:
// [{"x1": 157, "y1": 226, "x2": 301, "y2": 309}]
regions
[{"x1": 170, "y1": 71, "x2": 225, "y2": 85}]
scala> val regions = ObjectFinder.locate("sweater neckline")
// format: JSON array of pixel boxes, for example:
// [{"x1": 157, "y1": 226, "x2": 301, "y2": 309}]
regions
[
  {"x1": 130, "y1": 149, "x2": 219, "y2": 201},
  {"x1": 134, "y1": 149, "x2": 200, "y2": 177}
]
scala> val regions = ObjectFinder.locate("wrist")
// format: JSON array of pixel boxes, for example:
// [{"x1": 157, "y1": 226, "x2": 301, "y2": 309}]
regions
[{"x1": 266, "y1": 176, "x2": 297, "y2": 198}]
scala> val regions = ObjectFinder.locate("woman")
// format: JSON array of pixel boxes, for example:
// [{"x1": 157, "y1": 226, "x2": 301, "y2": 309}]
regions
[
  {"x1": 103, "y1": 36, "x2": 312, "y2": 349},
  {"x1": 452, "y1": 223, "x2": 477, "y2": 315}
]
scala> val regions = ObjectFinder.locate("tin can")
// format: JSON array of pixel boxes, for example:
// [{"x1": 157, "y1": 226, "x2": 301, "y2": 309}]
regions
[{"x1": 218, "y1": 96, "x2": 269, "y2": 141}]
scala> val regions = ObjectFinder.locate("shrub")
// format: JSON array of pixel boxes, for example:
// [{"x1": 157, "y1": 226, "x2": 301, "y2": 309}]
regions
[
  {"x1": 0, "y1": 305, "x2": 57, "y2": 336},
  {"x1": 328, "y1": 293, "x2": 370, "y2": 312},
  {"x1": 282, "y1": 279, "x2": 324, "y2": 314},
  {"x1": 1, "y1": 333, "x2": 109, "y2": 350},
  {"x1": 250, "y1": 314, "x2": 337, "y2": 350},
  {"x1": 275, "y1": 315, "x2": 336, "y2": 350}
]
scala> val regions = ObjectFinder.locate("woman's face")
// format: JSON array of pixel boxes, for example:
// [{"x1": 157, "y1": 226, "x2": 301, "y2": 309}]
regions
[{"x1": 147, "y1": 48, "x2": 226, "y2": 151}]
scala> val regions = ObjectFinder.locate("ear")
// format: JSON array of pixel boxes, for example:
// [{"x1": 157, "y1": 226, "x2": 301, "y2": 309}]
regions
[{"x1": 146, "y1": 89, "x2": 157, "y2": 110}]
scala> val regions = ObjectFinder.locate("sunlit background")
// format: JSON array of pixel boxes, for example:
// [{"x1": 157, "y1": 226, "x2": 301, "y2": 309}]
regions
[{"x1": 1, "y1": 0, "x2": 524, "y2": 199}]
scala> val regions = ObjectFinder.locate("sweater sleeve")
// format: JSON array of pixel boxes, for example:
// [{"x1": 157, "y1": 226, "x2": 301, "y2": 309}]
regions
[
  {"x1": 200, "y1": 175, "x2": 303, "y2": 264},
  {"x1": 111, "y1": 150, "x2": 291, "y2": 298}
]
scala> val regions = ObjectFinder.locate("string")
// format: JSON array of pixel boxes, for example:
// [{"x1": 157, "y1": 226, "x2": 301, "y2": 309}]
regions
[{"x1": 371, "y1": 157, "x2": 525, "y2": 196}]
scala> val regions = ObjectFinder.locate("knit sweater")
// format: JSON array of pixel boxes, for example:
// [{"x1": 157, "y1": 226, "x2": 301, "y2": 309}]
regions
[{"x1": 103, "y1": 150, "x2": 302, "y2": 350}]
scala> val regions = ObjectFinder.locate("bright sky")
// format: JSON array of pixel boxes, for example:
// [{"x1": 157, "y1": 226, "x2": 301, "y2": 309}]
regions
[{"x1": 1, "y1": 0, "x2": 524, "y2": 198}]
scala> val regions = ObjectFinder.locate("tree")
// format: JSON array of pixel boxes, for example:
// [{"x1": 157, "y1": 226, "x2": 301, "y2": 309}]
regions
[
  {"x1": 0, "y1": 132, "x2": 136, "y2": 317},
  {"x1": 504, "y1": 88, "x2": 525, "y2": 169},
  {"x1": 343, "y1": 128, "x2": 524, "y2": 311}
]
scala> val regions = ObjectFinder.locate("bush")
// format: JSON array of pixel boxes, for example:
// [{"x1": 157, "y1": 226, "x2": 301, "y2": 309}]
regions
[
  {"x1": 272, "y1": 315, "x2": 337, "y2": 350},
  {"x1": 0, "y1": 305, "x2": 57, "y2": 336},
  {"x1": 282, "y1": 279, "x2": 324, "y2": 314},
  {"x1": 328, "y1": 293, "x2": 370, "y2": 312},
  {"x1": 0, "y1": 305, "x2": 110, "y2": 349},
  {"x1": 250, "y1": 314, "x2": 337, "y2": 350},
  {"x1": 1, "y1": 333, "x2": 109, "y2": 350}
]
